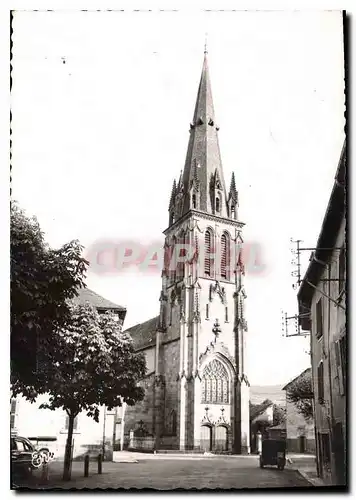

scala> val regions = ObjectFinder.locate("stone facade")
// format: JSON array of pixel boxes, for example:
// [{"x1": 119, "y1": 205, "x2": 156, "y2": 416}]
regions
[
  {"x1": 298, "y1": 141, "x2": 346, "y2": 485},
  {"x1": 122, "y1": 52, "x2": 250, "y2": 454}
]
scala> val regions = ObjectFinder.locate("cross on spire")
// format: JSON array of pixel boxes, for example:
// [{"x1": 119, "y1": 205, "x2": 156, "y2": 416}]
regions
[{"x1": 204, "y1": 33, "x2": 208, "y2": 54}]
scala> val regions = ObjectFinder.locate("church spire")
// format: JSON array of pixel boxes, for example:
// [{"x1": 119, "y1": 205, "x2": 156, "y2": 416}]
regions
[
  {"x1": 172, "y1": 50, "x2": 229, "y2": 221},
  {"x1": 228, "y1": 172, "x2": 238, "y2": 220}
]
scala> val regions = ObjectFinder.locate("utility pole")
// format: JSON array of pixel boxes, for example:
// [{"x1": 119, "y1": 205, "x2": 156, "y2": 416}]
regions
[{"x1": 282, "y1": 237, "x2": 345, "y2": 339}]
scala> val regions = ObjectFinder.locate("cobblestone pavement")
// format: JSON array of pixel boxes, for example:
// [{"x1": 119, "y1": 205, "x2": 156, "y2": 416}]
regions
[{"x1": 14, "y1": 455, "x2": 313, "y2": 490}]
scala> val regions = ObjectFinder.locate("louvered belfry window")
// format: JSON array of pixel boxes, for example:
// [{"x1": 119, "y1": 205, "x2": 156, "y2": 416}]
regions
[
  {"x1": 204, "y1": 230, "x2": 213, "y2": 276},
  {"x1": 221, "y1": 233, "x2": 229, "y2": 279}
]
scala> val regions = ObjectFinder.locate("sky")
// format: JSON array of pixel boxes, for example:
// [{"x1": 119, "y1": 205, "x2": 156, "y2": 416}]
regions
[{"x1": 11, "y1": 10, "x2": 345, "y2": 386}]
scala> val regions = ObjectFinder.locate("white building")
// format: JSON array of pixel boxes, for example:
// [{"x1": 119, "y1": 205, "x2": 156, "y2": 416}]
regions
[{"x1": 11, "y1": 288, "x2": 126, "y2": 461}]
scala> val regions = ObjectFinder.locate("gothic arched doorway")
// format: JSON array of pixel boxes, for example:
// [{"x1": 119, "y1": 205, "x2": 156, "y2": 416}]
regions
[
  {"x1": 201, "y1": 425, "x2": 213, "y2": 452},
  {"x1": 215, "y1": 425, "x2": 228, "y2": 452}
]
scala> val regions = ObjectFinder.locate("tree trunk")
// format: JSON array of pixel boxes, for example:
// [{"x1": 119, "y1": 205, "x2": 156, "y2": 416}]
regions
[{"x1": 63, "y1": 412, "x2": 75, "y2": 481}]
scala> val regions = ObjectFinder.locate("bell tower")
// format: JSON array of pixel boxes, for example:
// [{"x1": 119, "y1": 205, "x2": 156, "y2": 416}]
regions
[{"x1": 159, "y1": 50, "x2": 250, "y2": 454}]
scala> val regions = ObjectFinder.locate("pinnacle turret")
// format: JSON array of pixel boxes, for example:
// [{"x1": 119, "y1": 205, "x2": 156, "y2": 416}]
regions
[
  {"x1": 169, "y1": 179, "x2": 176, "y2": 209},
  {"x1": 229, "y1": 172, "x2": 238, "y2": 203}
]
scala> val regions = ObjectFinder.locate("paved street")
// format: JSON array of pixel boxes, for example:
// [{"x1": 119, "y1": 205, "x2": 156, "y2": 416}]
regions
[{"x1": 15, "y1": 455, "x2": 313, "y2": 490}]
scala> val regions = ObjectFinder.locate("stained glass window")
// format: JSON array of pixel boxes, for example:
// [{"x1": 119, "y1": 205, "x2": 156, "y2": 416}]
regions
[
  {"x1": 201, "y1": 360, "x2": 229, "y2": 404},
  {"x1": 217, "y1": 379, "x2": 222, "y2": 402}
]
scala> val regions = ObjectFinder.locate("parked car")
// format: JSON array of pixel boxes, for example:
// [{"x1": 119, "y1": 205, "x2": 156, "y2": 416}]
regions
[{"x1": 11, "y1": 436, "x2": 36, "y2": 478}]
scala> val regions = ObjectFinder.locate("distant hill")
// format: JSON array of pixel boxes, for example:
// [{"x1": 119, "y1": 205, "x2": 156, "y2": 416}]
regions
[{"x1": 250, "y1": 385, "x2": 285, "y2": 407}]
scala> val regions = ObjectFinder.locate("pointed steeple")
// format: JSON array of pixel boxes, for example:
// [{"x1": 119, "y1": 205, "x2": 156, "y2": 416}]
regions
[
  {"x1": 169, "y1": 179, "x2": 176, "y2": 209},
  {"x1": 228, "y1": 172, "x2": 238, "y2": 220},
  {"x1": 229, "y1": 172, "x2": 238, "y2": 203},
  {"x1": 176, "y1": 51, "x2": 229, "y2": 219}
]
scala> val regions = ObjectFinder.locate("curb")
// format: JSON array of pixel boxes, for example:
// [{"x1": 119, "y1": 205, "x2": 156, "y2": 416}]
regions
[{"x1": 296, "y1": 469, "x2": 327, "y2": 487}]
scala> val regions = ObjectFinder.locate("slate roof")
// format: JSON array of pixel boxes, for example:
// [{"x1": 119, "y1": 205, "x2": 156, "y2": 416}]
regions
[
  {"x1": 179, "y1": 53, "x2": 229, "y2": 217},
  {"x1": 282, "y1": 367, "x2": 312, "y2": 391},
  {"x1": 268, "y1": 423, "x2": 286, "y2": 430},
  {"x1": 73, "y1": 287, "x2": 126, "y2": 312},
  {"x1": 124, "y1": 316, "x2": 159, "y2": 350},
  {"x1": 250, "y1": 399, "x2": 274, "y2": 421}
]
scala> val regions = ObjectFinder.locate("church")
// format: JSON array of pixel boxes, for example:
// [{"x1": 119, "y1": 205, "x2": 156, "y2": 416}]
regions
[{"x1": 122, "y1": 50, "x2": 250, "y2": 454}]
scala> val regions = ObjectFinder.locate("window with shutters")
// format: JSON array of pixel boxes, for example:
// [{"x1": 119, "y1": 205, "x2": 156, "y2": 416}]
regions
[
  {"x1": 201, "y1": 360, "x2": 229, "y2": 404},
  {"x1": 317, "y1": 361, "x2": 324, "y2": 403},
  {"x1": 316, "y1": 299, "x2": 323, "y2": 339},
  {"x1": 336, "y1": 335, "x2": 346, "y2": 395},
  {"x1": 335, "y1": 339, "x2": 345, "y2": 396},
  {"x1": 204, "y1": 230, "x2": 213, "y2": 277},
  {"x1": 338, "y1": 246, "x2": 345, "y2": 295}
]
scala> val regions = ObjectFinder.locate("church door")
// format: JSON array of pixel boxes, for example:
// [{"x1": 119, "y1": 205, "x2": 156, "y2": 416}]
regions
[
  {"x1": 201, "y1": 425, "x2": 212, "y2": 452},
  {"x1": 215, "y1": 425, "x2": 228, "y2": 452}
]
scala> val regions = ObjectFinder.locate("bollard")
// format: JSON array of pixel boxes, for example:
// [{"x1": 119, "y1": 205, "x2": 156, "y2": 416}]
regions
[
  {"x1": 97, "y1": 454, "x2": 102, "y2": 474},
  {"x1": 41, "y1": 463, "x2": 49, "y2": 483},
  {"x1": 84, "y1": 455, "x2": 89, "y2": 477}
]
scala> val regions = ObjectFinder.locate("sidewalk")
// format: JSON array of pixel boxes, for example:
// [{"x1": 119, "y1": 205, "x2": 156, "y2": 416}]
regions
[
  {"x1": 286, "y1": 454, "x2": 328, "y2": 487},
  {"x1": 113, "y1": 451, "x2": 259, "y2": 461}
]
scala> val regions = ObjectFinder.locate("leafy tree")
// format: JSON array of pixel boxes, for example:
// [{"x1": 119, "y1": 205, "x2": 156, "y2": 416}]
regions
[
  {"x1": 286, "y1": 369, "x2": 314, "y2": 422},
  {"x1": 272, "y1": 404, "x2": 286, "y2": 426},
  {"x1": 10, "y1": 203, "x2": 87, "y2": 399},
  {"x1": 39, "y1": 303, "x2": 146, "y2": 480}
]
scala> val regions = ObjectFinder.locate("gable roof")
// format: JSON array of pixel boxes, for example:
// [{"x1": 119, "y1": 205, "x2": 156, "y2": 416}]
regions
[
  {"x1": 73, "y1": 287, "x2": 126, "y2": 312},
  {"x1": 282, "y1": 367, "x2": 312, "y2": 391},
  {"x1": 124, "y1": 316, "x2": 159, "y2": 350},
  {"x1": 268, "y1": 423, "x2": 286, "y2": 431},
  {"x1": 250, "y1": 399, "x2": 274, "y2": 421}
]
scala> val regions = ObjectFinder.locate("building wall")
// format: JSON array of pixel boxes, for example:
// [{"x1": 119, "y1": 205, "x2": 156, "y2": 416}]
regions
[
  {"x1": 310, "y1": 216, "x2": 346, "y2": 484},
  {"x1": 285, "y1": 399, "x2": 315, "y2": 453},
  {"x1": 160, "y1": 340, "x2": 180, "y2": 449},
  {"x1": 12, "y1": 395, "x2": 114, "y2": 460},
  {"x1": 139, "y1": 215, "x2": 250, "y2": 453},
  {"x1": 178, "y1": 217, "x2": 247, "y2": 452},
  {"x1": 123, "y1": 372, "x2": 156, "y2": 438}
]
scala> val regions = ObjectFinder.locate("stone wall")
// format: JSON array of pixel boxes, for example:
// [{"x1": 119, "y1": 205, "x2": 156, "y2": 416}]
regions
[
  {"x1": 159, "y1": 339, "x2": 180, "y2": 448},
  {"x1": 124, "y1": 372, "x2": 156, "y2": 437}
]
